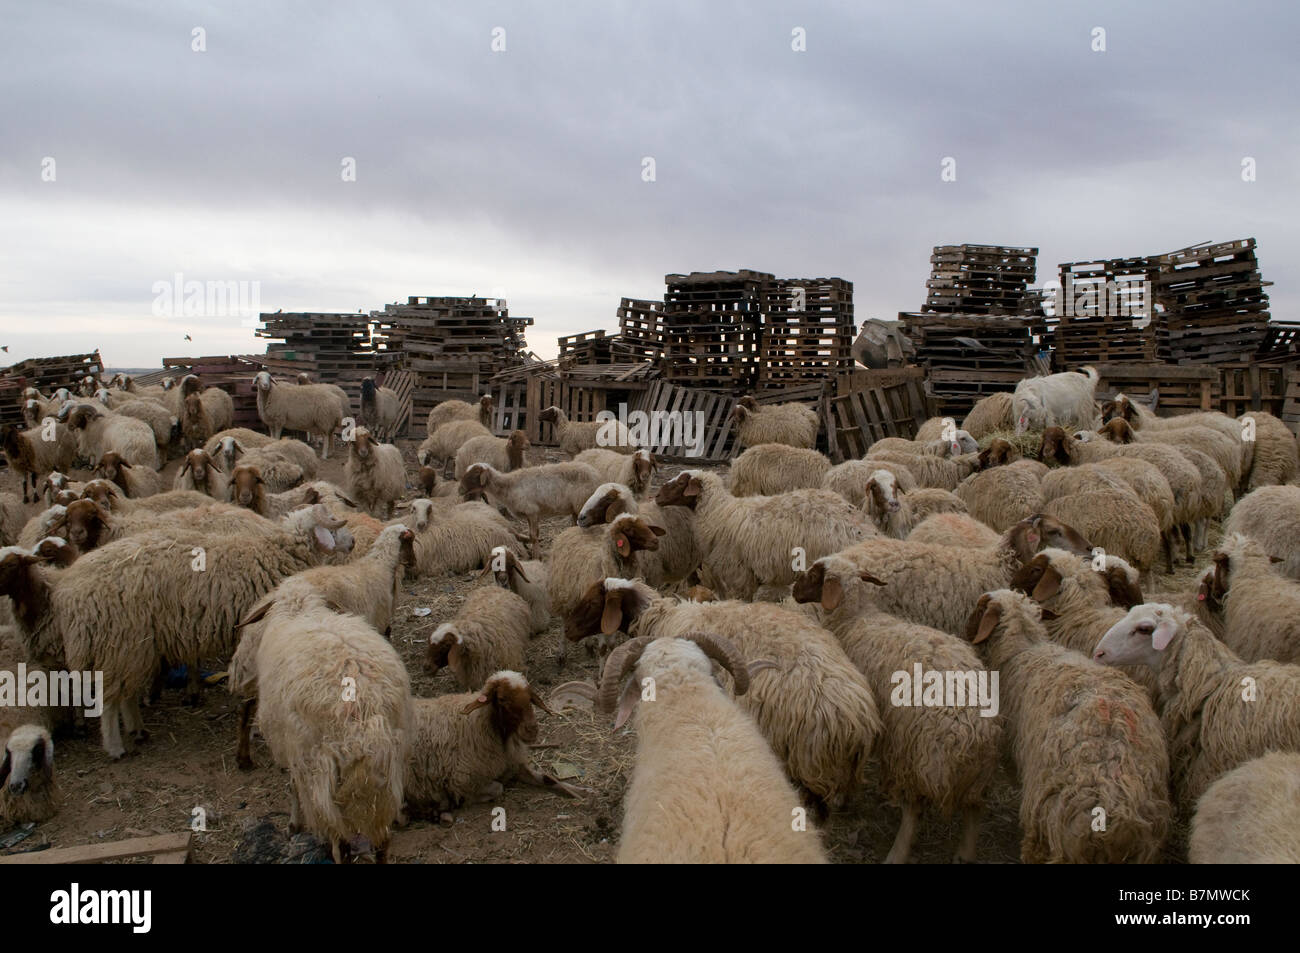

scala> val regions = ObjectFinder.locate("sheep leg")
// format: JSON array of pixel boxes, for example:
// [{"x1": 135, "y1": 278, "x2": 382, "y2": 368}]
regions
[
  {"x1": 885, "y1": 801, "x2": 920, "y2": 864},
  {"x1": 147, "y1": 659, "x2": 167, "y2": 705},
  {"x1": 123, "y1": 697, "x2": 148, "y2": 743},
  {"x1": 1180, "y1": 523, "x2": 1195, "y2": 563},
  {"x1": 185, "y1": 665, "x2": 203, "y2": 707},
  {"x1": 556, "y1": 631, "x2": 567, "y2": 669},
  {"x1": 527, "y1": 516, "x2": 541, "y2": 559},
  {"x1": 287, "y1": 786, "x2": 303, "y2": 834},
  {"x1": 100, "y1": 701, "x2": 128, "y2": 760},
  {"x1": 236, "y1": 697, "x2": 258, "y2": 770},
  {"x1": 511, "y1": 764, "x2": 592, "y2": 799},
  {"x1": 1162, "y1": 531, "x2": 1176, "y2": 575},
  {"x1": 954, "y1": 805, "x2": 981, "y2": 863}
]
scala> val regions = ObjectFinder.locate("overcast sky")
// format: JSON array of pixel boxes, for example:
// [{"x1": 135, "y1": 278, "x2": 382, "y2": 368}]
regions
[{"x1": 1, "y1": 0, "x2": 1294, "y2": 367}]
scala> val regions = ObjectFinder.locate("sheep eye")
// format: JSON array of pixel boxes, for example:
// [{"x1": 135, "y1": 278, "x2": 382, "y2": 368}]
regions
[{"x1": 1136, "y1": 623, "x2": 1153, "y2": 635}]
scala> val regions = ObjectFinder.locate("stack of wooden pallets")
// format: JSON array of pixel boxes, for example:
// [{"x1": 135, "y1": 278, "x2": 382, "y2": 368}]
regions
[
  {"x1": 0, "y1": 351, "x2": 104, "y2": 429},
  {"x1": 900, "y1": 312, "x2": 1046, "y2": 417},
  {"x1": 1155, "y1": 239, "x2": 1271, "y2": 364},
  {"x1": 759, "y1": 278, "x2": 855, "y2": 388},
  {"x1": 256, "y1": 312, "x2": 390, "y2": 411},
  {"x1": 923, "y1": 245, "x2": 1038, "y2": 315},
  {"x1": 611, "y1": 298, "x2": 664, "y2": 361},
  {"x1": 661, "y1": 270, "x2": 770, "y2": 393}
]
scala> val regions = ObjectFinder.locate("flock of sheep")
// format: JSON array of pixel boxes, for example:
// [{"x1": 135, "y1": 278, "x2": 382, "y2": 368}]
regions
[{"x1": 2, "y1": 361, "x2": 1299, "y2": 864}]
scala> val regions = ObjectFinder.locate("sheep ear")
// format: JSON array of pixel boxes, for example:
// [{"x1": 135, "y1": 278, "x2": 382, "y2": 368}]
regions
[
  {"x1": 683, "y1": 477, "x2": 701, "y2": 499},
  {"x1": 1038, "y1": 607, "x2": 1060, "y2": 621},
  {"x1": 447, "y1": 642, "x2": 464, "y2": 672},
  {"x1": 179, "y1": 460, "x2": 192, "y2": 476},
  {"x1": 600, "y1": 590, "x2": 624, "y2": 635},
  {"x1": 1151, "y1": 620, "x2": 1177, "y2": 652},
  {"x1": 235, "y1": 601, "x2": 273, "y2": 629},
  {"x1": 820, "y1": 574, "x2": 844, "y2": 611},
  {"x1": 119, "y1": 459, "x2": 132, "y2": 469},
  {"x1": 649, "y1": 524, "x2": 666, "y2": 537},
  {"x1": 462, "y1": 693, "x2": 490, "y2": 715},
  {"x1": 1031, "y1": 566, "x2": 1062, "y2": 602},
  {"x1": 313, "y1": 526, "x2": 336, "y2": 551},
  {"x1": 1269, "y1": 555, "x2": 1285, "y2": 564},
  {"x1": 612, "y1": 531, "x2": 630, "y2": 555},
  {"x1": 859, "y1": 571, "x2": 886, "y2": 586},
  {"x1": 972, "y1": 601, "x2": 1002, "y2": 644},
  {"x1": 612, "y1": 677, "x2": 641, "y2": 731}
]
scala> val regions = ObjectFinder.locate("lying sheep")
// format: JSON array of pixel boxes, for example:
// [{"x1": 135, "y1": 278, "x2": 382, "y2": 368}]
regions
[
  {"x1": 173, "y1": 448, "x2": 228, "y2": 500},
  {"x1": 253, "y1": 579, "x2": 411, "y2": 863},
  {"x1": 426, "y1": 586, "x2": 533, "y2": 690},
  {"x1": 344, "y1": 427, "x2": 406, "y2": 519},
  {"x1": 253, "y1": 371, "x2": 342, "y2": 459},
  {"x1": 405, "y1": 498, "x2": 524, "y2": 577},
  {"x1": 953, "y1": 459, "x2": 1044, "y2": 532},
  {"x1": 573, "y1": 447, "x2": 655, "y2": 497},
  {"x1": 487, "y1": 546, "x2": 551, "y2": 635},
  {"x1": 576, "y1": 483, "x2": 701, "y2": 589},
  {"x1": 405, "y1": 671, "x2": 586, "y2": 820},
  {"x1": 460, "y1": 461, "x2": 601, "y2": 557},
  {"x1": 92, "y1": 451, "x2": 161, "y2": 499},
  {"x1": 864, "y1": 469, "x2": 966, "y2": 539},
  {"x1": 1012, "y1": 366, "x2": 1098, "y2": 433},
  {"x1": 965, "y1": 590, "x2": 1170, "y2": 862},
  {"x1": 961, "y1": 392, "x2": 1015, "y2": 438},
  {"x1": 728, "y1": 444, "x2": 831, "y2": 497},
  {"x1": 1224, "y1": 485, "x2": 1300, "y2": 580},
  {"x1": 795, "y1": 557, "x2": 1000, "y2": 863},
  {"x1": 729, "y1": 397, "x2": 818, "y2": 450},
  {"x1": 539, "y1": 405, "x2": 636, "y2": 456},
  {"x1": 455, "y1": 430, "x2": 530, "y2": 480},
  {"x1": 0, "y1": 423, "x2": 77, "y2": 503},
  {"x1": 1189, "y1": 753, "x2": 1300, "y2": 863},
  {"x1": 594, "y1": 633, "x2": 827, "y2": 863},
  {"x1": 568, "y1": 578, "x2": 880, "y2": 811},
  {"x1": 0, "y1": 625, "x2": 58, "y2": 824},
  {"x1": 58, "y1": 403, "x2": 158, "y2": 470},
  {"x1": 228, "y1": 446, "x2": 304, "y2": 494},
  {"x1": 1209, "y1": 533, "x2": 1300, "y2": 664},
  {"x1": 426, "y1": 394, "x2": 494, "y2": 436},
  {"x1": 1094, "y1": 603, "x2": 1300, "y2": 810},
  {"x1": 823, "y1": 457, "x2": 916, "y2": 507},
  {"x1": 655, "y1": 469, "x2": 874, "y2": 601}
]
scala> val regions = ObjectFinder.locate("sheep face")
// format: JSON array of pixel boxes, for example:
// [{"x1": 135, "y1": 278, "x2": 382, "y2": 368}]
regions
[
  {"x1": 31, "y1": 536, "x2": 76, "y2": 568},
  {"x1": 1093, "y1": 603, "x2": 1185, "y2": 668},
  {"x1": 1197, "y1": 566, "x2": 1225, "y2": 612},
  {"x1": 1013, "y1": 394, "x2": 1045, "y2": 434},
  {"x1": 93, "y1": 451, "x2": 133, "y2": 490},
  {"x1": 792, "y1": 560, "x2": 885, "y2": 611},
  {"x1": 1, "y1": 725, "x2": 54, "y2": 799},
  {"x1": 253, "y1": 371, "x2": 274, "y2": 393},
  {"x1": 463, "y1": 671, "x2": 549, "y2": 745},
  {"x1": 62, "y1": 404, "x2": 101, "y2": 430},
  {"x1": 654, "y1": 471, "x2": 703, "y2": 509},
  {"x1": 350, "y1": 428, "x2": 375, "y2": 462},
  {"x1": 631, "y1": 450, "x2": 655, "y2": 487},
  {"x1": 180, "y1": 375, "x2": 202, "y2": 397},
  {"x1": 1037, "y1": 427, "x2": 1072, "y2": 466},
  {"x1": 565, "y1": 578, "x2": 650, "y2": 643},
  {"x1": 408, "y1": 499, "x2": 435, "y2": 531},
  {"x1": 296, "y1": 372, "x2": 313, "y2": 385},
  {"x1": 229, "y1": 465, "x2": 265, "y2": 510},
  {"x1": 536, "y1": 406, "x2": 560, "y2": 424},
  {"x1": 459, "y1": 464, "x2": 493, "y2": 494},
  {"x1": 418, "y1": 465, "x2": 439, "y2": 495},
  {"x1": 180, "y1": 449, "x2": 216, "y2": 489},
  {"x1": 866, "y1": 470, "x2": 900, "y2": 515},
  {"x1": 963, "y1": 593, "x2": 1004, "y2": 645},
  {"x1": 578, "y1": 484, "x2": 632, "y2": 528},
  {"x1": 727, "y1": 404, "x2": 750, "y2": 426},
  {"x1": 398, "y1": 528, "x2": 417, "y2": 568},
  {"x1": 977, "y1": 438, "x2": 1019, "y2": 470},
  {"x1": 506, "y1": 431, "x2": 529, "y2": 470},
  {"x1": 426, "y1": 626, "x2": 457, "y2": 674},
  {"x1": 1098, "y1": 418, "x2": 1135, "y2": 444},
  {"x1": 490, "y1": 547, "x2": 528, "y2": 589},
  {"x1": 608, "y1": 515, "x2": 663, "y2": 566},
  {"x1": 56, "y1": 499, "x2": 110, "y2": 552},
  {"x1": 79, "y1": 479, "x2": 120, "y2": 510}
]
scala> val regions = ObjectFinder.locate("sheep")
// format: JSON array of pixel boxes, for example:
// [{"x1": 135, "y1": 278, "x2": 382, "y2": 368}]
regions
[
  {"x1": 572, "y1": 447, "x2": 655, "y2": 497},
  {"x1": 728, "y1": 444, "x2": 831, "y2": 497},
  {"x1": 459, "y1": 461, "x2": 601, "y2": 557},
  {"x1": 344, "y1": 427, "x2": 405, "y2": 519},
  {"x1": 251, "y1": 579, "x2": 411, "y2": 863},
  {"x1": 173, "y1": 376, "x2": 234, "y2": 433},
  {"x1": 1101, "y1": 416, "x2": 1241, "y2": 489},
  {"x1": 405, "y1": 498, "x2": 524, "y2": 577},
  {"x1": 865, "y1": 448, "x2": 970, "y2": 490},
  {"x1": 1094, "y1": 602, "x2": 1300, "y2": 810},
  {"x1": 1239, "y1": 411, "x2": 1298, "y2": 490},
  {"x1": 567, "y1": 577, "x2": 880, "y2": 810},
  {"x1": 92, "y1": 450, "x2": 162, "y2": 499},
  {"x1": 961, "y1": 392, "x2": 1015, "y2": 438},
  {"x1": 74, "y1": 480, "x2": 212, "y2": 518},
  {"x1": 418, "y1": 418, "x2": 491, "y2": 476},
  {"x1": 405, "y1": 671, "x2": 586, "y2": 821},
  {"x1": 831, "y1": 515, "x2": 1090, "y2": 635},
  {"x1": 359, "y1": 377, "x2": 400, "y2": 439},
  {"x1": 252, "y1": 370, "x2": 343, "y2": 458},
  {"x1": 426, "y1": 394, "x2": 494, "y2": 435},
  {"x1": 1188, "y1": 753, "x2": 1300, "y2": 863},
  {"x1": 0, "y1": 625, "x2": 57, "y2": 824},
  {"x1": 173, "y1": 448, "x2": 228, "y2": 499},
  {"x1": 455, "y1": 430, "x2": 530, "y2": 481},
  {"x1": 1, "y1": 423, "x2": 77, "y2": 503},
  {"x1": 296, "y1": 373, "x2": 352, "y2": 421},
  {"x1": 655, "y1": 469, "x2": 875, "y2": 601},
  {"x1": 593, "y1": 633, "x2": 828, "y2": 863},
  {"x1": 486, "y1": 545, "x2": 550, "y2": 635},
  {"x1": 179, "y1": 391, "x2": 216, "y2": 450},
  {"x1": 823, "y1": 457, "x2": 917, "y2": 507},
  {"x1": 546, "y1": 514, "x2": 664, "y2": 664},
  {"x1": 1012, "y1": 366, "x2": 1099, "y2": 433},
  {"x1": 907, "y1": 511, "x2": 1002, "y2": 549},
  {"x1": 576, "y1": 483, "x2": 701, "y2": 589},
  {"x1": 1040, "y1": 486, "x2": 1161, "y2": 582},
  {"x1": 539, "y1": 405, "x2": 636, "y2": 456},
  {"x1": 106, "y1": 397, "x2": 176, "y2": 455},
  {"x1": 0, "y1": 494, "x2": 25, "y2": 547},
  {"x1": 953, "y1": 458, "x2": 1044, "y2": 532},
  {"x1": 1224, "y1": 485, "x2": 1300, "y2": 580},
  {"x1": 0, "y1": 504, "x2": 353, "y2": 758},
  {"x1": 964, "y1": 590, "x2": 1171, "y2": 862},
  {"x1": 204, "y1": 428, "x2": 273, "y2": 468},
  {"x1": 225, "y1": 447, "x2": 303, "y2": 494},
  {"x1": 864, "y1": 469, "x2": 966, "y2": 539},
  {"x1": 229, "y1": 523, "x2": 416, "y2": 769},
  {"x1": 1207, "y1": 533, "x2": 1300, "y2": 664},
  {"x1": 426, "y1": 586, "x2": 533, "y2": 691},
  {"x1": 974, "y1": 436, "x2": 1022, "y2": 470},
  {"x1": 867, "y1": 431, "x2": 979, "y2": 458},
  {"x1": 59, "y1": 403, "x2": 158, "y2": 470},
  {"x1": 794, "y1": 556, "x2": 1000, "y2": 863},
  {"x1": 729, "y1": 397, "x2": 818, "y2": 450}
]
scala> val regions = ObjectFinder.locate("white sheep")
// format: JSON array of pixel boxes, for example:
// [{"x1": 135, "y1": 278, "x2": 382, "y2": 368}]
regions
[
  {"x1": 729, "y1": 397, "x2": 818, "y2": 450},
  {"x1": 455, "y1": 430, "x2": 530, "y2": 481},
  {"x1": 418, "y1": 418, "x2": 491, "y2": 476},
  {"x1": 728, "y1": 444, "x2": 832, "y2": 497},
  {"x1": 572, "y1": 447, "x2": 655, "y2": 498},
  {"x1": 1189, "y1": 752, "x2": 1300, "y2": 863},
  {"x1": 426, "y1": 394, "x2": 494, "y2": 435},
  {"x1": 1012, "y1": 366, "x2": 1098, "y2": 433},
  {"x1": 1, "y1": 423, "x2": 78, "y2": 503},
  {"x1": 405, "y1": 498, "x2": 525, "y2": 577},
  {"x1": 1209, "y1": 533, "x2": 1300, "y2": 664},
  {"x1": 0, "y1": 625, "x2": 57, "y2": 824},
  {"x1": 253, "y1": 370, "x2": 343, "y2": 459},
  {"x1": 576, "y1": 483, "x2": 701, "y2": 589},
  {"x1": 459, "y1": 461, "x2": 601, "y2": 557},
  {"x1": 60, "y1": 403, "x2": 158, "y2": 469},
  {"x1": 863, "y1": 468, "x2": 966, "y2": 538},
  {"x1": 360, "y1": 377, "x2": 401, "y2": 439},
  {"x1": 425, "y1": 586, "x2": 533, "y2": 690},
  {"x1": 539, "y1": 405, "x2": 636, "y2": 456},
  {"x1": 1223, "y1": 484, "x2": 1300, "y2": 581},
  {"x1": 344, "y1": 427, "x2": 406, "y2": 519}
]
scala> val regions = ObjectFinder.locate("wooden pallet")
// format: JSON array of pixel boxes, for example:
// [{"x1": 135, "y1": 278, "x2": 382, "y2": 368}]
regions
[
  {"x1": 922, "y1": 245, "x2": 1037, "y2": 315},
  {"x1": 627, "y1": 380, "x2": 735, "y2": 462},
  {"x1": 824, "y1": 368, "x2": 929, "y2": 462},
  {"x1": 1282, "y1": 369, "x2": 1300, "y2": 435},
  {"x1": 1092, "y1": 363, "x2": 1218, "y2": 415},
  {"x1": 0, "y1": 831, "x2": 191, "y2": 865},
  {"x1": 1218, "y1": 364, "x2": 1290, "y2": 419}
]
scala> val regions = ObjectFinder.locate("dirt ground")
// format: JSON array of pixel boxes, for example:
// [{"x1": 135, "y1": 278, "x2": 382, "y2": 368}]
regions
[{"x1": 0, "y1": 441, "x2": 1213, "y2": 864}]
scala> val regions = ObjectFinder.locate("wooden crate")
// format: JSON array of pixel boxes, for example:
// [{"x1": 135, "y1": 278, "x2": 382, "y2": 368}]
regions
[
  {"x1": 759, "y1": 278, "x2": 855, "y2": 388},
  {"x1": 824, "y1": 367, "x2": 929, "y2": 461},
  {"x1": 1217, "y1": 364, "x2": 1289, "y2": 419},
  {"x1": 627, "y1": 380, "x2": 736, "y2": 462},
  {"x1": 1092, "y1": 363, "x2": 1218, "y2": 415},
  {"x1": 923, "y1": 244, "x2": 1037, "y2": 315},
  {"x1": 661, "y1": 270, "x2": 770, "y2": 393}
]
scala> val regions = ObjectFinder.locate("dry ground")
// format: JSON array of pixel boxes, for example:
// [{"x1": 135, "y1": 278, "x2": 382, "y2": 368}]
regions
[{"x1": 0, "y1": 441, "x2": 1211, "y2": 864}]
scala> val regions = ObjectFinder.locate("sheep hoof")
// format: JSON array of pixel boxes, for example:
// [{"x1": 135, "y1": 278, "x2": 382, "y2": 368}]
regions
[
  {"x1": 131, "y1": 729, "x2": 150, "y2": 744},
  {"x1": 237, "y1": 755, "x2": 255, "y2": 771},
  {"x1": 438, "y1": 812, "x2": 455, "y2": 827}
]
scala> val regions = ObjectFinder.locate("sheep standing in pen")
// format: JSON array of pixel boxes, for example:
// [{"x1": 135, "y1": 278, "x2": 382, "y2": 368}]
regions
[
  {"x1": 953, "y1": 458, "x2": 1043, "y2": 532},
  {"x1": 576, "y1": 483, "x2": 701, "y2": 589},
  {"x1": 251, "y1": 579, "x2": 411, "y2": 863},
  {"x1": 1224, "y1": 484, "x2": 1300, "y2": 580},
  {"x1": 205, "y1": 428, "x2": 273, "y2": 466},
  {"x1": 460, "y1": 461, "x2": 601, "y2": 557},
  {"x1": 654, "y1": 469, "x2": 874, "y2": 601},
  {"x1": 455, "y1": 430, "x2": 530, "y2": 480},
  {"x1": 426, "y1": 394, "x2": 494, "y2": 436},
  {"x1": 60, "y1": 403, "x2": 158, "y2": 469},
  {"x1": 1012, "y1": 366, "x2": 1098, "y2": 433},
  {"x1": 567, "y1": 577, "x2": 881, "y2": 811},
  {"x1": 173, "y1": 448, "x2": 228, "y2": 500},
  {"x1": 359, "y1": 377, "x2": 400, "y2": 439},
  {"x1": 1040, "y1": 485, "x2": 1161, "y2": 583},
  {"x1": 92, "y1": 450, "x2": 161, "y2": 499},
  {"x1": 823, "y1": 457, "x2": 916, "y2": 507},
  {"x1": 418, "y1": 418, "x2": 491, "y2": 476},
  {"x1": 1208, "y1": 533, "x2": 1300, "y2": 664},
  {"x1": 539, "y1": 405, "x2": 636, "y2": 456},
  {"x1": 425, "y1": 586, "x2": 534, "y2": 690},
  {"x1": 965, "y1": 590, "x2": 1170, "y2": 862},
  {"x1": 1, "y1": 423, "x2": 77, "y2": 503},
  {"x1": 1099, "y1": 417, "x2": 1241, "y2": 494},
  {"x1": 0, "y1": 625, "x2": 57, "y2": 824},
  {"x1": 590, "y1": 633, "x2": 827, "y2": 863},
  {"x1": 1093, "y1": 602, "x2": 1300, "y2": 810},
  {"x1": 863, "y1": 468, "x2": 966, "y2": 539},
  {"x1": 729, "y1": 396, "x2": 818, "y2": 449},
  {"x1": 961, "y1": 392, "x2": 1015, "y2": 438},
  {"x1": 1239, "y1": 410, "x2": 1298, "y2": 490},
  {"x1": 344, "y1": 427, "x2": 406, "y2": 519},
  {"x1": 728, "y1": 444, "x2": 831, "y2": 497},
  {"x1": 405, "y1": 671, "x2": 587, "y2": 821},
  {"x1": 572, "y1": 447, "x2": 655, "y2": 497},
  {"x1": 1188, "y1": 753, "x2": 1300, "y2": 863},
  {"x1": 252, "y1": 370, "x2": 343, "y2": 459},
  {"x1": 793, "y1": 556, "x2": 1000, "y2": 863},
  {"x1": 100, "y1": 395, "x2": 176, "y2": 456}
]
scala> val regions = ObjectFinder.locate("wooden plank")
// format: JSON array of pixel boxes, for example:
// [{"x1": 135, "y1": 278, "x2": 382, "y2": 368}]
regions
[{"x1": 0, "y1": 831, "x2": 191, "y2": 865}]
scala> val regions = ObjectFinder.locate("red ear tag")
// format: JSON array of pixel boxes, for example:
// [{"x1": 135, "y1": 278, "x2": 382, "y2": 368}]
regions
[
  {"x1": 617, "y1": 538, "x2": 626, "y2": 549},
  {"x1": 477, "y1": 694, "x2": 488, "y2": 704},
  {"x1": 1197, "y1": 593, "x2": 1206, "y2": 602}
]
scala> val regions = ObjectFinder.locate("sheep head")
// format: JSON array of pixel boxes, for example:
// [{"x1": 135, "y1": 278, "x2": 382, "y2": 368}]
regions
[
  {"x1": 228, "y1": 464, "x2": 266, "y2": 512},
  {"x1": 977, "y1": 438, "x2": 1019, "y2": 470},
  {"x1": 1093, "y1": 603, "x2": 1187, "y2": 668},
  {"x1": 963, "y1": 593, "x2": 1003, "y2": 645},
  {"x1": 180, "y1": 449, "x2": 217, "y2": 489},
  {"x1": 565, "y1": 577, "x2": 652, "y2": 643},
  {"x1": 536, "y1": 406, "x2": 560, "y2": 424},
  {"x1": 253, "y1": 371, "x2": 274, "y2": 392},
  {"x1": 425, "y1": 624, "x2": 458, "y2": 675},
  {"x1": 505, "y1": 430, "x2": 530, "y2": 470},
  {"x1": 1197, "y1": 565, "x2": 1225, "y2": 612},
  {"x1": 92, "y1": 451, "x2": 133, "y2": 492},
  {"x1": 180, "y1": 374, "x2": 202, "y2": 397},
  {"x1": 727, "y1": 404, "x2": 751, "y2": 425},
  {"x1": 31, "y1": 536, "x2": 77, "y2": 568},
  {"x1": 1036, "y1": 426, "x2": 1072, "y2": 466},
  {"x1": 459, "y1": 463, "x2": 494, "y2": 494},
  {"x1": 596, "y1": 633, "x2": 754, "y2": 730},
  {"x1": 51, "y1": 499, "x2": 111, "y2": 552},
  {"x1": 865, "y1": 469, "x2": 900, "y2": 516},
  {"x1": 296, "y1": 372, "x2": 313, "y2": 385},
  {"x1": 1098, "y1": 418, "x2": 1135, "y2": 444},
  {"x1": 350, "y1": 427, "x2": 377, "y2": 462},
  {"x1": 578, "y1": 483, "x2": 634, "y2": 527},
  {"x1": 397, "y1": 527, "x2": 417, "y2": 568},
  {"x1": 654, "y1": 470, "x2": 703, "y2": 509},
  {"x1": 489, "y1": 546, "x2": 529, "y2": 589},
  {"x1": 418, "y1": 465, "x2": 440, "y2": 496},
  {"x1": 608, "y1": 514, "x2": 663, "y2": 565},
  {"x1": 462, "y1": 671, "x2": 552, "y2": 745},
  {"x1": 1008, "y1": 553, "x2": 1063, "y2": 603},
  {"x1": 79, "y1": 479, "x2": 121, "y2": 510},
  {"x1": 630, "y1": 449, "x2": 655, "y2": 489},
  {"x1": 408, "y1": 498, "x2": 435, "y2": 532},
  {"x1": 792, "y1": 559, "x2": 886, "y2": 611},
  {"x1": 0, "y1": 724, "x2": 54, "y2": 801},
  {"x1": 62, "y1": 404, "x2": 101, "y2": 430}
]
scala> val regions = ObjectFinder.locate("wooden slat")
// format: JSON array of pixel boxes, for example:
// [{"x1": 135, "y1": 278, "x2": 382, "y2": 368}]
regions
[{"x1": 0, "y1": 831, "x2": 192, "y2": 865}]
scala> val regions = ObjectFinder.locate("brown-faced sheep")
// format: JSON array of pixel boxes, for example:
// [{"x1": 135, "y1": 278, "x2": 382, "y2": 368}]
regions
[
  {"x1": 344, "y1": 427, "x2": 406, "y2": 519},
  {"x1": 864, "y1": 468, "x2": 966, "y2": 539},
  {"x1": 426, "y1": 586, "x2": 534, "y2": 691},
  {"x1": 823, "y1": 457, "x2": 917, "y2": 507},
  {"x1": 538, "y1": 405, "x2": 636, "y2": 456},
  {"x1": 455, "y1": 430, "x2": 530, "y2": 481},
  {"x1": 572, "y1": 447, "x2": 656, "y2": 498},
  {"x1": 92, "y1": 451, "x2": 161, "y2": 499},
  {"x1": 173, "y1": 448, "x2": 228, "y2": 500}
]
